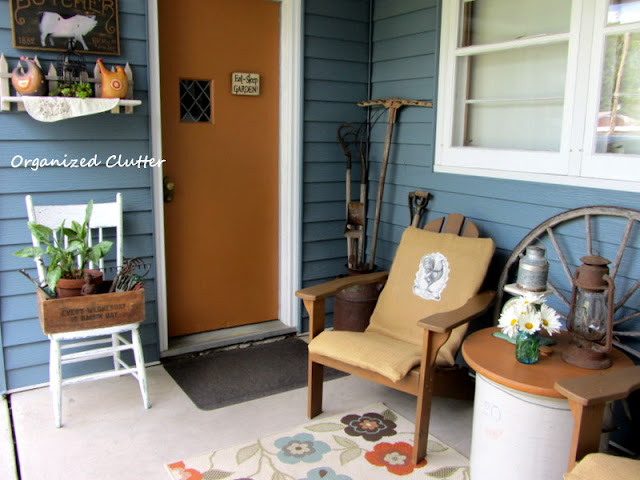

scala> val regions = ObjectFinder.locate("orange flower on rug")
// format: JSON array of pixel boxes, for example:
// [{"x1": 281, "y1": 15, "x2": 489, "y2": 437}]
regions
[{"x1": 165, "y1": 403, "x2": 469, "y2": 479}]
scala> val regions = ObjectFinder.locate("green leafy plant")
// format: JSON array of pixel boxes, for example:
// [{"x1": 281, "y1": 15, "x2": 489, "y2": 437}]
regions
[
  {"x1": 49, "y1": 82, "x2": 93, "y2": 99},
  {"x1": 13, "y1": 201, "x2": 113, "y2": 293}
]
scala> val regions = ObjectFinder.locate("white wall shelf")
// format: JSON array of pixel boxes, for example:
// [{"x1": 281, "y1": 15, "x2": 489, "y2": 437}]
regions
[
  {"x1": 0, "y1": 53, "x2": 140, "y2": 118},
  {"x1": 1, "y1": 96, "x2": 140, "y2": 106}
]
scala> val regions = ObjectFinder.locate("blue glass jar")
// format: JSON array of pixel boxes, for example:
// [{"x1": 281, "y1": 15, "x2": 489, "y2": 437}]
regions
[{"x1": 515, "y1": 331, "x2": 540, "y2": 364}]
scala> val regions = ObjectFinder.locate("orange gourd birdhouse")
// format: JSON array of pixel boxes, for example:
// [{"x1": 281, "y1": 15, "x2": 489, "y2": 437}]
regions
[
  {"x1": 96, "y1": 58, "x2": 128, "y2": 99},
  {"x1": 11, "y1": 57, "x2": 47, "y2": 96}
]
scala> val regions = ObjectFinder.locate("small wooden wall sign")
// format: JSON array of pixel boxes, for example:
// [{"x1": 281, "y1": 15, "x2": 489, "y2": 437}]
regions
[
  {"x1": 231, "y1": 72, "x2": 260, "y2": 96},
  {"x1": 9, "y1": 0, "x2": 120, "y2": 55}
]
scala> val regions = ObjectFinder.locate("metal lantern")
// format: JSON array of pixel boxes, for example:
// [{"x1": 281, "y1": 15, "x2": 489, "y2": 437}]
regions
[{"x1": 562, "y1": 255, "x2": 615, "y2": 369}]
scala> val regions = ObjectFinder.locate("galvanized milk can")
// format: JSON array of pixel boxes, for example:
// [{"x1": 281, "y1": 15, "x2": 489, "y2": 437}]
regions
[{"x1": 516, "y1": 246, "x2": 549, "y2": 292}]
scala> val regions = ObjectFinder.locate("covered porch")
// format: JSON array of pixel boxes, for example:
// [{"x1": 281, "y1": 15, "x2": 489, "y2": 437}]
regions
[{"x1": 0, "y1": 0, "x2": 639, "y2": 479}]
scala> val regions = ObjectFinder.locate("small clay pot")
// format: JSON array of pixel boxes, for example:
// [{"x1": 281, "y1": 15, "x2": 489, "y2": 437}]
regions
[
  {"x1": 56, "y1": 269, "x2": 103, "y2": 298},
  {"x1": 85, "y1": 269, "x2": 104, "y2": 285},
  {"x1": 55, "y1": 277, "x2": 85, "y2": 298}
]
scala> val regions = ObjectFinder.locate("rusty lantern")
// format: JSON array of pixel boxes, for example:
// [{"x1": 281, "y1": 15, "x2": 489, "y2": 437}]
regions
[{"x1": 562, "y1": 255, "x2": 615, "y2": 369}]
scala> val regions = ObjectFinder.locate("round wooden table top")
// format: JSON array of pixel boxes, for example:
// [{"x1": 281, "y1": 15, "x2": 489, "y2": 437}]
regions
[{"x1": 462, "y1": 327, "x2": 634, "y2": 398}]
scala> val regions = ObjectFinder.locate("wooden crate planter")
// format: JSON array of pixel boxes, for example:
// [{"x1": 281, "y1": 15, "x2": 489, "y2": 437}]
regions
[{"x1": 37, "y1": 288, "x2": 145, "y2": 335}]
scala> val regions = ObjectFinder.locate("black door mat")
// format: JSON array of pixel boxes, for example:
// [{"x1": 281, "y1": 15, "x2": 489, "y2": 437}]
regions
[{"x1": 162, "y1": 336, "x2": 348, "y2": 410}]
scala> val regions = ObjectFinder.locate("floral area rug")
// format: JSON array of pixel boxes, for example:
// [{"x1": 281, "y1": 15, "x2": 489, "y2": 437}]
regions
[{"x1": 165, "y1": 403, "x2": 469, "y2": 479}]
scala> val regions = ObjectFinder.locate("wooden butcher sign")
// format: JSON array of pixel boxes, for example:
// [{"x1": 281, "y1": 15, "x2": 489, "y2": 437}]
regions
[{"x1": 10, "y1": 0, "x2": 120, "y2": 56}]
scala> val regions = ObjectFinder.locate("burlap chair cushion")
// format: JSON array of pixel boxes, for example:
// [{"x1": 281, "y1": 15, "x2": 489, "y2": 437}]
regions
[
  {"x1": 564, "y1": 453, "x2": 640, "y2": 480},
  {"x1": 309, "y1": 331, "x2": 421, "y2": 382}
]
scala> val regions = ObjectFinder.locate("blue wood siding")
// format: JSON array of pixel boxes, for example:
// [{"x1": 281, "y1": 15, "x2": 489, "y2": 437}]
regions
[
  {"x1": 367, "y1": 0, "x2": 640, "y2": 351},
  {"x1": 298, "y1": 0, "x2": 640, "y2": 352},
  {"x1": 0, "y1": 0, "x2": 158, "y2": 392},
  {"x1": 367, "y1": 0, "x2": 640, "y2": 270},
  {"x1": 301, "y1": 0, "x2": 371, "y2": 330}
]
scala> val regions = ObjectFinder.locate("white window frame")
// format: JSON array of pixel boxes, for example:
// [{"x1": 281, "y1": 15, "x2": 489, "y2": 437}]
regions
[{"x1": 435, "y1": 0, "x2": 640, "y2": 192}]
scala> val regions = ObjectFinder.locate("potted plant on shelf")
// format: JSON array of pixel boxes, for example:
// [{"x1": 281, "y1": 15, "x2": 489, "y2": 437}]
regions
[
  {"x1": 48, "y1": 82, "x2": 93, "y2": 98},
  {"x1": 13, "y1": 200, "x2": 113, "y2": 298}
]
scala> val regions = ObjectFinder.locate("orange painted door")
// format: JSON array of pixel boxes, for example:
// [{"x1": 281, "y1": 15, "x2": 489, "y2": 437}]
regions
[{"x1": 159, "y1": 0, "x2": 279, "y2": 337}]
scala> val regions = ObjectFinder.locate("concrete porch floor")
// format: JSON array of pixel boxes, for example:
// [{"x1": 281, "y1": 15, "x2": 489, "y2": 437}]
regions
[{"x1": 1, "y1": 348, "x2": 473, "y2": 480}]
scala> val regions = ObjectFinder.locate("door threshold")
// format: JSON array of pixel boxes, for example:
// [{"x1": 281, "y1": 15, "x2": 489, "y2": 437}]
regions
[{"x1": 161, "y1": 320, "x2": 297, "y2": 358}]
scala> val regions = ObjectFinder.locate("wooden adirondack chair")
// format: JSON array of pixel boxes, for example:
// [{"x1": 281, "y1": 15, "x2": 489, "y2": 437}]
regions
[
  {"x1": 296, "y1": 214, "x2": 496, "y2": 464},
  {"x1": 556, "y1": 366, "x2": 640, "y2": 479}
]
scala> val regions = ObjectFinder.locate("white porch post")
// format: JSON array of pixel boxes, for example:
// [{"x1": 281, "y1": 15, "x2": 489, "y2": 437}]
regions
[{"x1": 278, "y1": 0, "x2": 303, "y2": 329}]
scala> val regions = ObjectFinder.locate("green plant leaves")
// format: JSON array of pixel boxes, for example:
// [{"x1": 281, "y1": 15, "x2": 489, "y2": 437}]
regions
[
  {"x1": 66, "y1": 240, "x2": 83, "y2": 252},
  {"x1": 12, "y1": 246, "x2": 44, "y2": 258},
  {"x1": 89, "y1": 241, "x2": 114, "y2": 260},
  {"x1": 27, "y1": 222, "x2": 52, "y2": 244},
  {"x1": 46, "y1": 266, "x2": 62, "y2": 292},
  {"x1": 49, "y1": 82, "x2": 93, "y2": 99},
  {"x1": 13, "y1": 199, "x2": 113, "y2": 293},
  {"x1": 84, "y1": 200, "x2": 94, "y2": 224}
]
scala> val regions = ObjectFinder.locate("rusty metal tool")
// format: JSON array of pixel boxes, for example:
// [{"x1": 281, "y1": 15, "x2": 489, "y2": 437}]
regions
[
  {"x1": 409, "y1": 190, "x2": 431, "y2": 228},
  {"x1": 358, "y1": 98, "x2": 433, "y2": 270},
  {"x1": 338, "y1": 122, "x2": 368, "y2": 270},
  {"x1": 18, "y1": 269, "x2": 54, "y2": 299},
  {"x1": 109, "y1": 257, "x2": 151, "y2": 293}
]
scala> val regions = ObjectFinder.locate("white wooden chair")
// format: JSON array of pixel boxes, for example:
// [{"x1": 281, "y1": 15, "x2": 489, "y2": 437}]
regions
[{"x1": 26, "y1": 193, "x2": 150, "y2": 427}]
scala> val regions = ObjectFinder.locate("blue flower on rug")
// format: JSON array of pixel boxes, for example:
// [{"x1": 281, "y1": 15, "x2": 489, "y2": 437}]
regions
[
  {"x1": 275, "y1": 433, "x2": 330, "y2": 464},
  {"x1": 299, "y1": 467, "x2": 353, "y2": 480}
]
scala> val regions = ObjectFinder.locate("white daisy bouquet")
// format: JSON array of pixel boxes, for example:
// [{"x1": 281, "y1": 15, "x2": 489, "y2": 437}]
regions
[{"x1": 498, "y1": 292, "x2": 562, "y2": 338}]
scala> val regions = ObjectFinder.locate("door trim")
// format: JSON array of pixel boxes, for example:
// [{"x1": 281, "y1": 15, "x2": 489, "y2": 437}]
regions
[{"x1": 148, "y1": 0, "x2": 303, "y2": 352}]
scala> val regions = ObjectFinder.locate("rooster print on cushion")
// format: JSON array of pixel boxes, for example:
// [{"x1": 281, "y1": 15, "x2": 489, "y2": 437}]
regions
[{"x1": 412, "y1": 253, "x2": 449, "y2": 301}]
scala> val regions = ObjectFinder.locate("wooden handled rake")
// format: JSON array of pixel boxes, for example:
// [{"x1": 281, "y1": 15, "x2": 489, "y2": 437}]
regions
[{"x1": 358, "y1": 98, "x2": 433, "y2": 270}]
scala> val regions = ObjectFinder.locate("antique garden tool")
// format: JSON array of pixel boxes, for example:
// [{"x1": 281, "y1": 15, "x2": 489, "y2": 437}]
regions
[
  {"x1": 358, "y1": 98, "x2": 433, "y2": 270},
  {"x1": 109, "y1": 257, "x2": 151, "y2": 292},
  {"x1": 338, "y1": 122, "x2": 368, "y2": 270},
  {"x1": 409, "y1": 190, "x2": 431, "y2": 227}
]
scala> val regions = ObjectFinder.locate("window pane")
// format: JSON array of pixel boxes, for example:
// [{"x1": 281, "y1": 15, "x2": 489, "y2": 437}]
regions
[
  {"x1": 608, "y1": 0, "x2": 640, "y2": 26},
  {"x1": 454, "y1": 43, "x2": 567, "y2": 150},
  {"x1": 180, "y1": 79, "x2": 212, "y2": 123},
  {"x1": 461, "y1": 0, "x2": 571, "y2": 47},
  {"x1": 595, "y1": 32, "x2": 640, "y2": 154}
]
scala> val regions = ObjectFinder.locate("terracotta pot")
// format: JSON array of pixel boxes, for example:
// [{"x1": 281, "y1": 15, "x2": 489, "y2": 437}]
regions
[
  {"x1": 55, "y1": 277, "x2": 85, "y2": 298},
  {"x1": 85, "y1": 269, "x2": 103, "y2": 285},
  {"x1": 55, "y1": 269, "x2": 103, "y2": 298}
]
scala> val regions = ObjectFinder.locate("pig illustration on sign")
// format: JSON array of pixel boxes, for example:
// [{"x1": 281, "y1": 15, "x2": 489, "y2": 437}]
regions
[{"x1": 40, "y1": 12, "x2": 97, "y2": 51}]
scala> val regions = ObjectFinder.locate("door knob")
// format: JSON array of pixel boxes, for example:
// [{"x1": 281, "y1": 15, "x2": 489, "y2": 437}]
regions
[{"x1": 163, "y1": 176, "x2": 175, "y2": 202}]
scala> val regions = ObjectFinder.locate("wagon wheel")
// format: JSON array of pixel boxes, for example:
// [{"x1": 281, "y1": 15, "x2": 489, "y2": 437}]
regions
[{"x1": 494, "y1": 206, "x2": 640, "y2": 362}]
